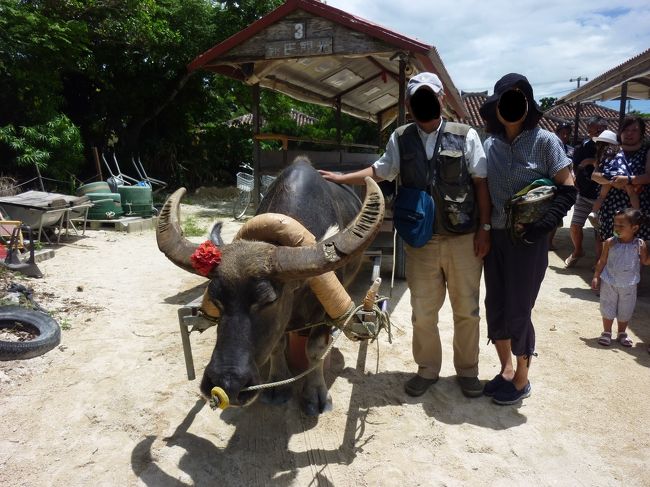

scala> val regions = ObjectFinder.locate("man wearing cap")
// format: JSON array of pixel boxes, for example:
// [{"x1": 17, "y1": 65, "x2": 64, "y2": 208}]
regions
[
  {"x1": 319, "y1": 72, "x2": 491, "y2": 399},
  {"x1": 479, "y1": 73, "x2": 576, "y2": 405},
  {"x1": 565, "y1": 116, "x2": 608, "y2": 268}
]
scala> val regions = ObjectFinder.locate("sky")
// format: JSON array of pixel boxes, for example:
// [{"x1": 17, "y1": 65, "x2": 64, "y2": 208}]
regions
[{"x1": 324, "y1": 0, "x2": 650, "y2": 112}]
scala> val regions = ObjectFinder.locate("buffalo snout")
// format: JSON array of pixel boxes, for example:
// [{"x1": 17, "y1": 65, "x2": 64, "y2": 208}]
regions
[{"x1": 200, "y1": 365, "x2": 261, "y2": 407}]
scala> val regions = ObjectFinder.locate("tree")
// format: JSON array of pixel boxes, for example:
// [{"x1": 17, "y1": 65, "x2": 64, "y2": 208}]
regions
[
  {"x1": 0, "y1": 0, "x2": 285, "y2": 186},
  {"x1": 0, "y1": 115, "x2": 83, "y2": 180},
  {"x1": 0, "y1": 0, "x2": 380, "y2": 190},
  {"x1": 0, "y1": 0, "x2": 89, "y2": 184},
  {"x1": 539, "y1": 97, "x2": 557, "y2": 111},
  {"x1": 628, "y1": 110, "x2": 650, "y2": 118}
]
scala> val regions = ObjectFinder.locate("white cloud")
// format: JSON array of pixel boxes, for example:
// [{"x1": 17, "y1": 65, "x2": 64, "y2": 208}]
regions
[{"x1": 325, "y1": 0, "x2": 650, "y2": 101}]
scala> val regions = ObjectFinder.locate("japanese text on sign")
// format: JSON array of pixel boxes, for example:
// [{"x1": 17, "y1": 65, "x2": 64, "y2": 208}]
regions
[{"x1": 265, "y1": 37, "x2": 333, "y2": 59}]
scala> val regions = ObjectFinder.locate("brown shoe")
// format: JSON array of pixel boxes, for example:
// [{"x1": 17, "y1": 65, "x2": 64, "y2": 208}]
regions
[
  {"x1": 457, "y1": 376, "x2": 483, "y2": 398},
  {"x1": 404, "y1": 374, "x2": 438, "y2": 396}
]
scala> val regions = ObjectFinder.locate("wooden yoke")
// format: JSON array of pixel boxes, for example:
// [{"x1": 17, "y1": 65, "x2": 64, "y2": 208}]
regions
[{"x1": 234, "y1": 213, "x2": 353, "y2": 319}]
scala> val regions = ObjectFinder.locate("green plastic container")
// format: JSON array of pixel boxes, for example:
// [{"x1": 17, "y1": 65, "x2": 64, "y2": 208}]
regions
[
  {"x1": 117, "y1": 186, "x2": 153, "y2": 217},
  {"x1": 77, "y1": 181, "x2": 111, "y2": 195},
  {"x1": 86, "y1": 192, "x2": 123, "y2": 220}
]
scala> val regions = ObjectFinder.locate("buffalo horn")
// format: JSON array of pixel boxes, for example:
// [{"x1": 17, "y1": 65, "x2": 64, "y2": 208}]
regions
[{"x1": 156, "y1": 187, "x2": 201, "y2": 275}]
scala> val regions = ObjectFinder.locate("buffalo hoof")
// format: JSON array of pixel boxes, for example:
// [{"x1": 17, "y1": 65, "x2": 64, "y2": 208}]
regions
[
  {"x1": 301, "y1": 385, "x2": 332, "y2": 416},
  {"x1": 260, "y1": 384, "x2": 292, "y2": 405}
]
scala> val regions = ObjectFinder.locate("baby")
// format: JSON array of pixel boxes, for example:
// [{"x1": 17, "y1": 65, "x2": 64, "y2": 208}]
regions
[{"x1": 589, "y1": 130, "x2": 640, "y2": 228}]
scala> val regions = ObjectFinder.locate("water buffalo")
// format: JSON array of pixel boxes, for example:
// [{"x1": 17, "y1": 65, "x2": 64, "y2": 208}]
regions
[{"x1": 157, "y1": 158, "x2": 384, "y2": 416}]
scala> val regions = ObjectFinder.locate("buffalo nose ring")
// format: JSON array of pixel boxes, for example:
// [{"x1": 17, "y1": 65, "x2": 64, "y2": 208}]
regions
[{"x1": 210, "y1": 387, "x2": 230, "y2": 410}]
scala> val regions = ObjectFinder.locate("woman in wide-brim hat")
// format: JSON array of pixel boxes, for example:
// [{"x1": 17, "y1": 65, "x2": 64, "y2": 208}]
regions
[{"x1": 479, "y1": 73, "x2": 577, "y2": 405}]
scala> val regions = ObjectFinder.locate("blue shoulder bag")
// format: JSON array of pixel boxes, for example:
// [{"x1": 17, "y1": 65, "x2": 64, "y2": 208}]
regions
[
  {"x1": 392, "y1": 121, "x2": 444, "y2": 248},
  {"x1": 393, "y1": 188, "x2": 435, "y2": 247}
]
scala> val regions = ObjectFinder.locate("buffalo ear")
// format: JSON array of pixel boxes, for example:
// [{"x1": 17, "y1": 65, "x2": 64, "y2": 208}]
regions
[{"x1": 210, "y1": 222, "x2": 225, "y2": 246}]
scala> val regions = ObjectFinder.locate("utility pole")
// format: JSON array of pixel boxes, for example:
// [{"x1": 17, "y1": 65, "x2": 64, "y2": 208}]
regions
[{"x1": 570, "y1": 76, "x2": 588, "y2": 145}]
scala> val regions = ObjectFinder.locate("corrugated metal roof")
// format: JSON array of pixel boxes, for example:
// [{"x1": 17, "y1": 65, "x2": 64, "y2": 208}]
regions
[
  {"x1": 188, "y1": 0, "x2": 467, "y2": 127},
  {"x1": 559, "y1": 48, "x2": 650, "y2": 103}
]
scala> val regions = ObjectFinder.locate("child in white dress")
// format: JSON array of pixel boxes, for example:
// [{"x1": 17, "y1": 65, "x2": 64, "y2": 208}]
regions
[{"x1": 592, "y1": 208, "x2": 647, "y2": 347}]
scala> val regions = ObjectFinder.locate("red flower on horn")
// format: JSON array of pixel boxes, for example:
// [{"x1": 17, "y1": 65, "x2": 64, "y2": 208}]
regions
[{"x1": 190, "y1": 241, "x2": 222, "y2": 276}]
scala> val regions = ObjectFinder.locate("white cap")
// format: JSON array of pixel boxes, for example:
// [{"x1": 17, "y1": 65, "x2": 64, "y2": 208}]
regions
[
  {"x1": 593, "y1": 129, "x2": 618, "y2": 145},
  {"x1": 406, "y1": 72, "x2": 443, "y2": 98}
]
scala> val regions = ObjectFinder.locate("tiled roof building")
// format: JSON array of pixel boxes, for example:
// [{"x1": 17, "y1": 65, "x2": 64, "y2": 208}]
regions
[
  {"x1": 461, "y1": 92, "x2": 648, "y2": 141},
  {"x1": 227, "y1": 108, "x2": 318, "y2": 128},
  {"x1": 461, "y1": 91, "x2": 488, "y2": 138},
  {"x1": 543, "y1": 102, "x2": 621, "y2": 139}
]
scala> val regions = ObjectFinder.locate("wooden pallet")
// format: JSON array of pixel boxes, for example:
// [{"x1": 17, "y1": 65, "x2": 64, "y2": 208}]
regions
[{"x1": 81, "y1": 216, "x2": 156, "y2": 233}]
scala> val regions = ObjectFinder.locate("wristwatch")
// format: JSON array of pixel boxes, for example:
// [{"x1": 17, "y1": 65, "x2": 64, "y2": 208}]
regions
[{"x1": 481, "y1": 223, "x2": 492, "y2": 231}]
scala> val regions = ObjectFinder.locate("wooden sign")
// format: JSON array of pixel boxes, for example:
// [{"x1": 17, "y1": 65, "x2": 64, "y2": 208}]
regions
[{"x1": 265, "y1": 37, "x2": 333, "y2": 59}]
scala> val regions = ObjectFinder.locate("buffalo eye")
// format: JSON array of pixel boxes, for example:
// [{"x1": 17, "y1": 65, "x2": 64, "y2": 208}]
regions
[{"x1": 206, "y1": 279, "x2": 224, "y2": 311}]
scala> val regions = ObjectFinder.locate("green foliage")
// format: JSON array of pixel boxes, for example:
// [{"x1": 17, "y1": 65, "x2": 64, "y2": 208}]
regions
[
  {"x1": 539, "y1": 97, "x2": 557, "y2": 111},
  {"x1": 59, "y1": 318, "x2": 72, "y2": 331},
  {"x1": 182, "y1": 215, "x2": 206, "y2": 237},
  {"x1": 300, "y1": 104, "x2": 380, "y2": 150},
  {"x1": 628, "y1": 110, "x2": 650, "y2": 118},
  {"x1": 0, "y1": 0, "x2": 378, "y2": 190},
  {"x1": 0, "y1": 115, "x2": 84, "y2": 180},
  {"x1": 0, "y1": 0, "x2": 90, "y2": 124},
  {"x1": 259, "y1": 92, "x2": 380, "y2": 151}
]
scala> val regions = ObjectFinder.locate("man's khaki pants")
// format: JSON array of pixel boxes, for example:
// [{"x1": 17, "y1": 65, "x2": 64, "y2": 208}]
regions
[{"x1": 405, "y1": 232, "x2": 482, "y2": 379}]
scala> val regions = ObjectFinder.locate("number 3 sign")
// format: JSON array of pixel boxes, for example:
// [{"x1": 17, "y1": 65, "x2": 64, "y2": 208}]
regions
[{"x1": 294, "y1": 22, "x2": 304, "y2": 39}]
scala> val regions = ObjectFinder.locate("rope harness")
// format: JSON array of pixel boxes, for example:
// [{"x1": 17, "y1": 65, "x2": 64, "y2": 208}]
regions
[{"x1": 209, "y1": 279, "x2": 392, "y2": 410}]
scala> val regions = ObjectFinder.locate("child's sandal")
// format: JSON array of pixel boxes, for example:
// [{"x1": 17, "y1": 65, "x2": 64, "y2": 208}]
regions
[
  {"x1": 617, "y1": 333, "x2": 633, "y2": 348},
  {"x1": 598, "y1": 332, "x2": 612, "y2": 346}
]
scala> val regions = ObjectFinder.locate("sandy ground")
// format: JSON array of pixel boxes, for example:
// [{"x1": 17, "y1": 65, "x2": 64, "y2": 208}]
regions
[{"x1": 1, "y1": 199, "x2": 649, "y2": 487}]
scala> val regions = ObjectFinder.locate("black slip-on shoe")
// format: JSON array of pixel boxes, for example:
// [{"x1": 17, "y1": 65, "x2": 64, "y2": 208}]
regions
[
  {"x1": 492, "y1": 381, "x2": 531, "y2": 405},
  {"x1": 404, "y1": 374, "x2": 439, "y2": 397},
  {"x1": 483, "y1": 374, "x2": 509, "y2": 397}
]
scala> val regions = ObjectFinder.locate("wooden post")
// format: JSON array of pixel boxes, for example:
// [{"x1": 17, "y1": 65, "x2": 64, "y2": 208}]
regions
[
  {"x1": 569, "y1": 76, "x2": 587, "y2": 145},
  {"x1": 335, "y1": 96, "x2": 342, "y2": 165},
  {"x1": 92, "y1": 147, "x2": 103, "y2": 181},
  {"x1": 572, "y1": 102, "x2": 582, "y2": 146},
  {"x1": 618, "y1": 82, "x2": 628, "y2": 131},
  {"x1": 252, "y1": 83, "x2": 261, "y2": 207},
  {"x1": 335, "y1": 96, "x2": 342, "y2": 144},
  {"x1": 34, "y1": 163, "x2": 45, "y2": 192},
  {"x1": 398, "y1": 58, "x2": 406, "y2": 125},
  {"x1": 377, "y1": 112, "x2": 383, "y2": 149}
]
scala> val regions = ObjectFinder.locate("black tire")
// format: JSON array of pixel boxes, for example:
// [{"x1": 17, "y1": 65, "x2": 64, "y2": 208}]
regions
[
  {"x1": 0, "y1": 306, "x2": 61, "y2": 361},
  {"x1": 394, "y1": 234, "x2": 406, "y2": 280},
  {"x1": 232, "y1": 189, "x2": 252, "y2": 220}
]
